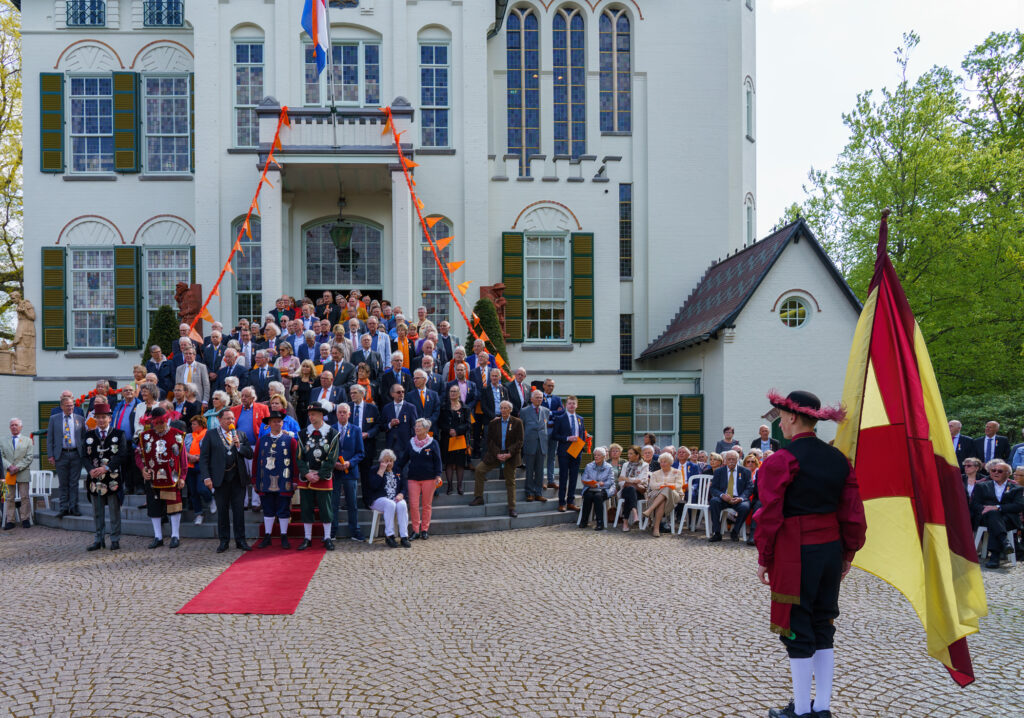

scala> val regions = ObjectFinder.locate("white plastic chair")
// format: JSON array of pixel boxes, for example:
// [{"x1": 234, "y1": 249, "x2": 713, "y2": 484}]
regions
[
  {"x1": 720, "y1": 508, "x2": 748, "y2": 541},
  {"x1": 680, "y1": 474, "x2": 713, "y2": 536},
  {"x1": 976, "y1": 526, "x2": 1017, "y2": 567},
  {"x1": 29, "y1": 470, "x2": 56, "y2": 512},
  {"x1": 577, "y1": 495, "x2": 614, "y2": 527},
  {"x1": 367, "y1": 509, "x2": 412, "y2": 545},
  {"x1": 612, "y1": 493, "x2": 646, "y2": 529}
]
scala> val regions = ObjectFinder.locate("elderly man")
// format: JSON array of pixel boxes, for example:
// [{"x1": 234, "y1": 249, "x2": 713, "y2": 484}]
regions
[
  {"x1": 579, "y1": 447, "x2": 617, "y2": 530},
  {"x1": 147, "y1": 344, "x2": 176, "y2": 396},
  {"x1": 331, "y1": 403, "x2": 366, "y2": 543},
  {"x1": 247, "y1": 350, "x2": 281, "y2": 403},
  {"x1": 380, "y1": 351, "x2": 415, "y2": 399},
  {"x1": 47, "y1": 393, "x2": 86, "y2": 518},
  {"x1": 418, "y1": 355, "x2": 445, "y2": 394},
  {"x1": 466, "y1": 338, "x2": 494, "y2": 370},
  {"x1": 469, "y1": 400, "x2": 523, "y2": 518},
  {"x1": 137, "y1": 406, "x2": 188, "y2": 548},
  {"x1": 198, "y1": 407, "x2": 253, "y2": 552},
  {"x1": 708, "y1": 449, "x2": 754, "y2": 542},
  {"x1": 505, "y1": 367, "x2": 530, "y2": 417},
  {"x1": 541, "y1": 378, "x2": 565, "y2": 490},
  {"x1": 972, "y1": 460, "x2": 1024, "y2": 568},
  {"x1": 237, "y1": 326, "x2": 256, "y2": 367},
  {"x1": 311, "y1": 370, "x2": 344, "y2": 416},
  {"x1": 382, "y1": 383, "x2": 418, "y2": 465},
  {"x1": 476, "y1": 368, "x2": 509, "y2": 458},
  {"x1": 948, "y1": 420, "x2": 975, "y2": 470},
  {"x1": 203, "y1": 332, "x2": 227, "y2": 385},
  {"x1": 215, "y1": 348, "x2": 247, "y2": 392},
  {"x1": 552, "y1": 395, "x2": 586, "y2": 512},
  {"x1": 442, "y1": 345, "x2": 469, "y2": 382},
  {"x1": 411, "y1": 370, "x2": 441, "y2": 427},
  {"x1": 2, "y1": 419, "x2": 34, "y2": 530},
  {"x1": 412, "y1": 339, "x2": 439, "y2": 374},
  {"x1": 345, "y1": 318, "x2": 364, "y2": 354},
  {"x1": 351, "y1": 333, "x2": 384, "y2": 379},
  {"x1": 521, "y1": 390, "x2": 550, "y2": 502},
  {"x1": 974, "y1": 421, "x2": 1010, "y2": 466},
  {"x1": 175, "y1": 344, "x2": 211, "y2": 408},
  {"x1": 295, "y1": 330, "x2": 319, "y2": 364},
  {"x1": 436, "y1": 320, "x2": 459, "y2": 363},
  {"x1": 364, "y1": 316, "x2": 392, "y2": 363},
  {"x1": 315, "y1": 319, "x2": 334, "y2": 347},
  {"x1": 751, "y1": 425, "x2": 781, "y2": 452},
  {"x1": 83, "y1": 405, "x2": 129, "y2": 551},
  {"x1": 322, "y1": 344, "x2": 357, "y2": 387},
  {"x1": 349, "y1": 384, "x2": 381, "y2": 481}
]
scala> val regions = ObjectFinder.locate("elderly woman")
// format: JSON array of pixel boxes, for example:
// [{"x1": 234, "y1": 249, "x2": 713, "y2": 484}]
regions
[
  {"x1": 393, "y1": 322, "x2": 413, "y2": 369},
  {"x1": 618, "y1": 445, "x2": 649, "y2": 531},
  {"x1": 642, "y1": 452, "x2": 684, "y2": 538},
  {"x1": 579, "y1": 447, "x2": 617, "y2": 530},
  {"x1": 225, "y1": 339, "x2": 247, "y2": 369},
  {"x1": 362, "y1": 449, "x2": 410, "y2": 548},
  {"x1": 132, "y1": 382, "x2": 160, "y2": 437},
  {"x1": 396, "y1": 418, "x2": 443, "y2": 540},
  {"x1": 316, "y1": 341, "x2": 331, "y2": 368},
  {"x1": 743, "y1": 452, "x2": 761, "y2": 478},
  {"x1": 204, "y1": 390, "x2": 231, "y2": 423},
  {"x1": 184, "y1": 415, "x2": 214, "y2": 525},
  {"x1": 437, "y1": 384, "x2": 471, "y2": 495},
  {"x1": 963, "y1": 457, "x2": 984, "y2": 529},
  {"x1": 607, "y1": 443, "x2": 624, "y2": 476},
  {"x1": 708, "y1": 452, "x2": 724, "y2": 472},
  {"x1": 129, "y1": 364, "x2": 148, "y2": 394},
  {"x1": 349, "y1": 362, "x2": 379, "y2": 408},
  {"x1": 275, "y1": 341, "x2": 300, "y2": 394},
  {"x1": 261, "y1": 322, "x2": 281, "y2": 360},
  {"x1": 223, "y1": 376, "x2": 242, "y2": 406},
  {"x1": 291, "y1": 359, "x2": 318, "y2": 427}
]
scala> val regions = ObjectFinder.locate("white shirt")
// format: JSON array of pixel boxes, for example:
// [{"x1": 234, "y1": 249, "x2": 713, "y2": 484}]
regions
[
  {"x1": 568, "y1": 413, "x2": 579, "y2": 436},
  {"x1": 62, "y1": 413, "x2": 77, "y2": 448},
  {"x1": 994, "y1": 481, "x2": 1006, "y2": 502}
]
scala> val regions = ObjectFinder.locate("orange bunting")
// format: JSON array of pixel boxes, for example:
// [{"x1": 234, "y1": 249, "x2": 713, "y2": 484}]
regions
[
  {"x1": 281, "y1": 106, "x2": 290, "y2": 126},
  {"x1": 479, "y1": 331, "x2": 490, "y2": 343},
  {"x1": 446, "y1": 260, "x2": 465, "y2": 273},
  {"x1": 272, "y1": 135, "x2": 283, "y2": 151},
  {"x1": 251, "y1": 198, "x2": 261, "y2": 216},
  {"x1": 458, "y1": 280, "x2": 473, "y2": 296},
  {"x1": 268, "y1": 154, "x2": 282, "y2": 170},
  {"x1": 414, "y1": 196, "x2": 424, "y2": 211},
  {"x1": 425, "y1": 216, "x2": 442, "y2": 228},
  {"x1": 381, "y1": 117, "x2": 392, "y2": 135},
  {"x1": 225, "y1": 262, "x2": 234, "y2": 275},
  {"x1": 472, "y1": 313, "x2": 480, "y2": 325},
  {"x1": 243, "y1": 219, "x2": 252, "y2": 239},
  {"x1": 211, "y1": 284, "x2": 220, "y2": 298},
  {"x1": 494, "y1": 354, "x2": 506, "y2": 367},
  {"x1": 263, "y1": 176, "x2": 274, "y2": 189},
  {"x1": 233, "y1": 238, "x2": 245, "y2": 256},
  {"x1": 402, "y1": 158, "x2": 419, "y2": 169},
  {"x1": 436, "y1": 236, "x2": 453, "y2": 251},
  {"x1": 200, "y1": 306, "x2": 215, "y2": 323}
]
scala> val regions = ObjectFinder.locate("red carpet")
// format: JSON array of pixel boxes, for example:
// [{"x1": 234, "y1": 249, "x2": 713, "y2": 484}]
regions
[{"x1": 178, "y1": 545, "x2": 326, "y2": 615}]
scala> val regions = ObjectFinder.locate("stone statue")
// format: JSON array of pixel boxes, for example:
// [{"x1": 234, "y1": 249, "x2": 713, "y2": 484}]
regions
[
  {"x1": 0, "y1": 339, "x2": 13, "y2": 375},
  {"x1": 479, "y1": 283, "x2": 509, "y2": 339},
  {"x1": 174, "y1": 282, "x2": 204, "y2": 332},
  {"x1": 9, "y1": 292, "x2": 36, "y2": 375}
]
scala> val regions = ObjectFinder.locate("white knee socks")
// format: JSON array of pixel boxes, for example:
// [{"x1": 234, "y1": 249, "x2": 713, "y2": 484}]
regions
[
  {"x1": 812, "y1": 649, "x2": 834, "y2": 711},
  {"x1": 169, "y1": 513, "x2": 181, "y2": 539},
  {"x1": 790, "y1": 657, "x2": 813, "y2": 715},
  {"x1": 322, "y1": 523, "x2": 331, "y2": 540},
  {"x1": 304, "y1": 523, "x2": 313, "y2": 541},
  {"x1": 151, "y1": 517, "x2": 163, "y2": 540},
  {"x1": 278, "y1": 518, "x2": 289, "y2": 536},
  {"x1": 263, "y1": 517, "x2": 274, "y2": 534}
]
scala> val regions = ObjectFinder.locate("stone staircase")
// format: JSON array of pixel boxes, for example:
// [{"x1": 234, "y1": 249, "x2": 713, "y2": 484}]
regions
[{"x1": 32, "y1": 469, "x2": 582, "y2": 540}]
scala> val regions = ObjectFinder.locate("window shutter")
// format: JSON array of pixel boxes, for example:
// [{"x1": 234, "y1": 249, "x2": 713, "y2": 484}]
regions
[
  {"x1": 112, "y1": 71, "x2": 140, "y2": 173},
  {"x1": 38, "y1": 401, "x2": 60, "y2": 471},
  {"x1": 611, "y1": 395, "x2": 634, "y2": 448},
  {"x1": 41, "y1": 247, "x2": 67, "y2": 350},
  {"x1": 114, "y1": 246, "x2": 142, "y2": 350},
  {"x1": 501, "y1": 231, "x2": 524, "y2": 342},
  {"x1": 40, "y1": 73, "x2": 65, "y2": 173},
  {"x1": 575, "y1": 394, "x2": 595, "y2": 465},
  {"x1": 570, "y1": 232, "x2": 594, "y2": 342},
  {"x1": 679, "y1": 394, "x2": 704, "y2": 451},
  {"x1": 189, "y1": 72, "x2": 196, "y2": 172},
  {"x1": 190, "y1": 246, "x2": 196, "y2": 283}
]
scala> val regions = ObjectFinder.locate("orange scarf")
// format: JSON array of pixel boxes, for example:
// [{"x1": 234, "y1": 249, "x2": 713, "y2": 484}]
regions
[
  {"x1": 188, "y1": 429, "x2": 206, "y2": 464},
  {"x1": 398, "y1": 337, "x2": 410, "y2": 368},
  {"x1": 358, "y1": 378, "x2": 373, "y2": 404}
]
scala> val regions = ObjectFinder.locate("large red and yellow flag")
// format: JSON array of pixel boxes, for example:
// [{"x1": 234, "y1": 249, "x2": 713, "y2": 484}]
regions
[{"x1": 834, "y1": 211, "x2": 986, "y2": 686}]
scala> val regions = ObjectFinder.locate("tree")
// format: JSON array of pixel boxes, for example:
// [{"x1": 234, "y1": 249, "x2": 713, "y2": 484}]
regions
[
  {"x1": 464, "y1": 298, "x2": 510, "y2": 370},
  {"x1": 0, "y1": 1, "x2": 21, "y2": 340},
  {"x1": 142, "y1": 306, "x2": 180, "y2": 362}
]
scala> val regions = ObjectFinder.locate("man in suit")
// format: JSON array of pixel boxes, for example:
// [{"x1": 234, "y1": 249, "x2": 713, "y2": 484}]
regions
[
  {"x1": 310, "y1": 371, "x2": 345, "y2": 421},
  {"x1": 82, "y1": 406, "x2": 130, "y2": 551},
  {"x1": 971, "y1": 459, "x2": 1024, "y2": 568},
  {"x1": 363, "y1": 316, "x2": 392, "y2": 364},
  {"x1": 298, "y1": 303, "x2": 318, "y2": 333},
  {"x1": 949, "y1": 420, "x2": 975, "y2": 470},
  {"x1": 315, "y1": 319, "x2": 334, "y2": 347},
  {"x1": 322, "y1": 345, "x2": 357, "y2": 388},
  {"x1": 202, "y1": 333, "x2": 228, "y2": 388},
  {"x1": 520, "y1": 389, "x2": 550, "y2": 503},
  {"x1": 418, "y1": 356, "x2": 445, "y2": 395},
  {"x1": 477, "y1": 368, "x2": 509, "y2": 457},
  {"x1": 436, "y1": 320, "x2": 459, "y2": 366},
  {"x1": 2, "y1": 418, "x2": 35, "y2": 530},
  {"x1": 469, "y1": 401, "x2": 524, "y2": 517},
  {"x1": 247, "y1": 350, "x2": 282, "y2": 403},
  {"x1": 351, "y1": 333, "x2": 384, "y2": 380},
  {"x1": 199, "y1": 407, "x2": 254, "y2": 552},
  {"x1": 541, "y1": 378, "x2": 564, "y2": 490},
  {"x1": 331, "y1": 403, "x2": 366, "y2": 543},
  {"x1": 296, "y1": 330, "x2": 321, "y2": 364},
  {"x1": 708, "y1": 449, "x2": 754, "y2": 542},
  {"x1": 380, "y1": 352, "x2": 414, "y2": 400},
  {"x1": 237, "y1": 327, "x2": 257, "y2": 368},
  {"x1": 974, "y1": 421, "x2": 1010, "y2": 466},
  {"x1": 47, "y1": 394, "x2": 86, "y2": 518},
  {"x1": 345, "y1": 318, "x2": 365, "y2": 356},
  {"x1": 466, "y1": 339, "x2": 495, "y2": 371},
  {"x1": 551, "y1": 395, "x2": 586, "y2": 512},
  {"x1": 317, "y1": 291, "x2": 342, "y2": 326},
  {"x1": 751, "y1": 424, "x2": 781, "y2": 452},
  {"x1": 203, "y1": 321, "x2": 224, "y2": 347},
  {"x1": 410, "y1": 370, "x2": 441, "y2": 427},
  {"x1": 348, "y1": 384, "x2": 381, "y2": 485},
  {"x1": 175, "y1": 344, "x2": 211, "y2": 409},
  {"x1": 505, "y1": 367, "x2": 530, "y2": 418},
  {"x1": 170, "y1": 382, "x2": 201, "y2": 424},
  {"x1": 382, "y1": 383, "x2": 419, "y2": 464},
  {"x1": 215, "y1": 349, "x2": 248, "y2": 392},
  {"x1": 146, "y1": 345, "x2": 176, "y2": 397}
]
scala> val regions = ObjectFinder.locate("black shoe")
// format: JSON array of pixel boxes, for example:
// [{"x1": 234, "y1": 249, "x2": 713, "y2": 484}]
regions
[
  {"x1": 86, "y1": 540, "x2": 104, "y2": 551},
  {"x1": 109, "y1": 541, "x2": 119, "y2": 551},
  {"x1": 768, "y1": 702, "x2": 813, "y2": 718},
  {"x1": 21, "y1": 520, "x2": 30, "y2": 529},
  {"x1": 508, "y1": 510, "x2": 518, "y2": 518},
  {"x1": 1003, "y1": 536, "x2": 1014, "y2": 556},
  {"x1": 169, "y1": 537, "x2": 180, "y2": 549},
  {"x1": 468, "y1": 497, "x2": 484, "y2": 506},
  {"x1": 350, "y1": 534, "x2": 366, "y2": 542},
  {"x1": 236, "y1": 541, "x2": 252, "y2": 551},
  {"x1": 746, "y1": 537, "x2": 756, "y2": 546},
  {"x1": 56, "y1": 511, "x2": 68, "y2": 519},
  {"x1": 323, "y1": 539, "x2": 335, "y2": 551},
  {"x1": 420, "y1": 531, "x2": 429, "y2": 540},
  {"x1": 814, "y1": 710, "x2": 832, "y2": 718},
  {"x1": 709, "y1": 534, "x2": 722, "y2": 543},
  {"x1": 578, "y1": 522, "x2": 589, "y2": 529},
  {"x1": 400, "y1": 537, "x2": 411, "y2": 548},
  {"x1": 595, "y1": 524, "x2": 605, "y2": 531},
  {"x1": 297, "y1": 539, "x2": 311, "y2": 551},
  {"x1": 384, "y1": 535, "x2": 398, "y2": 548},
  {"x1": 280, "y1": 537, "x2": 291, "y2": 550},
  {"x1": 70, "y1": 509, "x2": 82, "y2": 517},
  {"x1": 147, "y1": 538, "x2": 164, "y2": 549},
  {"x1": 2, "y1": 522, "x2": 13, "y2": 530},
  {"x1": 410, "y1": 532, "x2": 421, "y2": 540},
  {"x1": 257, "y1": 535, "x2": 272, "y2": 548},
  {"x1": 216, "y1": 541, "x2": 230, "y2": 553},
  {"x1": 985, "y1": 555, "x2": 1000, "y2": 568}
]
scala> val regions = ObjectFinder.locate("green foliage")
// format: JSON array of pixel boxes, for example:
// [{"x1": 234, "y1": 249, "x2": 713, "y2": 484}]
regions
[
  {"x1": 788, "y1": 30, "x2": 1024, "y2": 397},
  {"x1": 142, "y1": 306, "x2": 180, "y2": 362},
  {"x1": 944, "y1": 390, "x2": 1024, "y2": 443},
  {"x1": 464, "y1": 298, "x2": 509, "y2": 370},
  {"x1": 0, "y1": 2, "x2": 22, "y2": 339}
]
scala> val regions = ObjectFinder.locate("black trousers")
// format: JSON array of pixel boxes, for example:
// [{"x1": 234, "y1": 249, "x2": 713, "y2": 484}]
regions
[
  {"x1": 214, "y1": 473, "x2": 246, "y2": 541},
  {"x1": 620, "y1": 485, "x2": 641, "y2": 519},
  {"x1": 580, "y1": 488, "x2": 607, "y2": 527},
  {"x1": 782, "y1": 541, "x2": 842, "y2": 659},
  {"x1": 709, "y1": 497, "x2": 751, "y2": 536},
  {"x1": 979, "y1": 510, "x2": 1015, "y2": 557}
]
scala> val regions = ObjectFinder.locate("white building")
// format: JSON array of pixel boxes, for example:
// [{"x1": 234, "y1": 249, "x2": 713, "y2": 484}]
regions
[{"x1": 17, "y1": 0, "x2": 857, "y2": 460}]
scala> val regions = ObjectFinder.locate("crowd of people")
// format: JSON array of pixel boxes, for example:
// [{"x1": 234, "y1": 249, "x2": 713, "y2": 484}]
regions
[{"x1": 2, "y1": 290, "x2": 1020, "y2": 565}]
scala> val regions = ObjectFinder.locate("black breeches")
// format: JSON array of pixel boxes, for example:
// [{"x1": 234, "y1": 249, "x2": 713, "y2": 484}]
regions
[{"x1": 782, "y1": 541, "x2": 842, "y2": 659}]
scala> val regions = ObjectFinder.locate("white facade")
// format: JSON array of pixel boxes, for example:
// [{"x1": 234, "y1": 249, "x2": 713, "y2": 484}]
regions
[{"x1": 20, "y1": 0, "x2": 780, "y2": 451}]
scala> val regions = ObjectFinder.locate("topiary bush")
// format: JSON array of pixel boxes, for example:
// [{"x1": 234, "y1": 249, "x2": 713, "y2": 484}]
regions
[
  {"x1": 943, "y1": 389, "x2": 1024, "y2": 442},
  {"x1": 464, "y1": 297, "x2": 509, "y2": 370},
  {"x1": 141, "y1": 305, "x2": 181, "y2": 362}
]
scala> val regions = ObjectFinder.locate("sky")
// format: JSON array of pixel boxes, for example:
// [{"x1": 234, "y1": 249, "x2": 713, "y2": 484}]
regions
[{"x1": 756, "y1": 0, "x2": 1024, "y2": 236}]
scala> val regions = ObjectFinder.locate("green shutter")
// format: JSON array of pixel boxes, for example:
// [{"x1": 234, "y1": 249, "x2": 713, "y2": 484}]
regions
[
  {"x1": 189, "y1": 72, "x2": 195, "y2": 172},
  {"x1": 112, "y1": 71, "x2": 140, "y2": 173},
  {"x1": 40, "y1": 73, "x2": 65, "y2": 173},
  {"x1": 41, "y1": 247, "x2": 67, "y2": 350},
  {"x1": 190, "y1": 246, "x2": 196, "y2": 283},
  {"x1": 570, "y1": 232, "x2": 594, "y2": 342},
  {"x1": 114, "y1": 246, "x2": 142, "y2": 349},
  {"x1": 576, "y1": 394, "x2": 595, "y2": 465},
  {"x1": 679, "y1": 394, "x2": 704, "y2": 452},
  {"x1": 611, "y1": 395, "x2": 634, "y2": 449},
  {"x1": 38, "y1": 401, "x2": 60, "y2": 471},
  {"x1": 501, "y1": 232, "x2": 524, "y2": 342}
]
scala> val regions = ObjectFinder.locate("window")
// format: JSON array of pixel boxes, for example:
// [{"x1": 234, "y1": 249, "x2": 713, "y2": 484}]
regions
[
  {"x1": 599, "y1": 8, "x2": 631, "y2": 133},
  {"x1": 634, "y1": 397, "x2": 677, "y2": 448},
  {"x1": 419, "y1": 44, "x2": 450, "y2": 147},
  {"x1": 745, "y1": 197, "x2": 754, "y2": 246},
  {"x1": 70, "y1": 248, "x2": 115, "y2": 349},
  {"x1": 553, "y1": 7, "x2": 585, "y2": 158},
  {"x1": 305, "y1": 220, "x2": 382, "y2": 287},
  {"x1": 619, "y1": 183, "x2": 632, "y2": 279},
  {"x1": 144, "y1": 249, "x2": 191, "y2": 334},
  {"x1": 69, "y1": 77, "x2": 114, "y2": 173},
  {"x1": 745, "y1": 82, "x2": 755, "y2": 139},
  {"x1": 421, "y1": 218, "x2": 452, "y2": 327},
  {"x1": 143, "y1": 76, "x2": 190, "y2": 174},
  {"x1": 234, "y1": 42, "x2": 264, "y2": 147},
  {"x1": 304, "y1": 42, "x2": 381, "y2": 106},
  {"x1": 143, "y1": 0, "x2": 184, "y2": 27},
  {"x1": 67, "y1": 0, "x2": 105, "y2": 27},
  {"x1": 524, "y1": 234, "x2": 568, "y2": 342},
  {"x1": 234, "y1": 217, "x2": 263, "y2": 326},
  {"x1": 779, "y1": 296, "x2": 809, "y2": 328},
  {"x1": 506, "y1": 7, "x2": 540, "y2": 176},
  {"x1": 619, "y1": 314, "x2": 633, "y2": 371}
]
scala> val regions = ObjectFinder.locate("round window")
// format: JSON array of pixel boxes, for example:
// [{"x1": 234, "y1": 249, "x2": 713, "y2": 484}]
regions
[{"x1": 779, "y1": 296, "x2": 809, "y2": 328}]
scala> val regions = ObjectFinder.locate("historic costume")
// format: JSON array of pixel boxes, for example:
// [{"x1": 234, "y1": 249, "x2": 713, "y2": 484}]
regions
[
  {"x1": 252, "y1": 411, "x2": 299, "y2": 548},
  {"x1": 83, "y1": 407, "x2": 129, "y2": 550},
  {"x1": 136, "y1": 407, "x2": 188, "y2": 548},
  {"x1": 756, "y1": 391, "x2": 866, "y2": 718},
  {"x1": 296, "y1": 401, "x2": 339, "y2": 550}
]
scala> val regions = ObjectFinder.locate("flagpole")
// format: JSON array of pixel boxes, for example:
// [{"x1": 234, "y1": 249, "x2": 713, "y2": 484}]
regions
[{"x1": 323, "y1": 0, "x2": 338, "y2": 148}]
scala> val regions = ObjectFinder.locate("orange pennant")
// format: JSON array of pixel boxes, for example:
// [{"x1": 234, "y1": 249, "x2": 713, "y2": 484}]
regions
[
  {"x1": 425, "y1": 216, "x2": 442, "y2": 228},
  {"x1": 272, "y1": 135, "x2": 282, "y2": 151},
  {"x1": 225, "y1": 262, "x2": 234, "y2": 275},
  {"x1": 211, "y1": 284, "x2": 220, "y2": 298},
  {"x1": 447, "y1": 260, "x2": 465, "y2": 273},
  {"x1": 494, "y1": 353, "x2": 506, "y2": 368},
  {"x1": 402, "y1": 157, "x2": 419, "y2": 169},
  {"x1": 436, "y1": 236, "x2": 453, "y2": 251},
  {"x1": 414, "y1": 196, "x2": 424, "y2": 211},
  {"x1": 263, "y1": 176, "x2": 274, "y2": 189},
  {"x1": 458, "y1": 280, "x2": 473, "y2": 296},
  {"x1": 251, "y1": 197, "x2": 261, "y2": 216},
  {"x1": 472, "y1": 313, "x2": 480, "y2": 325},
  {"x1": 233, "y1": 238, "x2": 245, "y2": 256},
  {"x1": 243, "y1": 219, "x2": 252, "y2": 239},
  {"x1": 200, "y1": 306, "x2": 215, "y2": 323},
  {"x1": 381, "y1": 117, "x2": 392, "y2": 135},
  {"x1": 479, "y1": 331, "x2": 490, "y2": 343},
  {"x1": 281, "y1": 106, "x2": 290, "y2": 126}
]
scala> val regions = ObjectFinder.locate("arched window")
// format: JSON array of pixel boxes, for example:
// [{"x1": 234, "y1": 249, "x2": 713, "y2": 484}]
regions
[
  {"x1": 745, "y1": 78, "x2": 755, "y2": 139},
  {"x1": 506, "y1": 7, "x2": 540, "y2": 176},
  {"x1": 233, "y1": 216, "x2": 262, "y2": 325},
  {"x1": 599, "y1": 8, "x2": 631, "y2": 133},
  {"x1": 553, "y1": 6, "x2": 585, "y2": 158},
  {"x1": 421, "y1": 218, "x2": 452, "y2": 327},
  {"x1": 304, "y1": 219, "x2": 382, "y2": 287},
  {"x1": 744, "y1": 195, "x2": 755, "y2": 246}
]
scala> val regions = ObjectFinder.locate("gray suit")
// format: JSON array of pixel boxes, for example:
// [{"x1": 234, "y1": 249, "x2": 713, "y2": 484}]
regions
[
  {"x1": 2, "y1": 433, "x2": 35, "y2": 525},
  {"x1": 520, "y1": 403, "x2": 550, "y2": 499},
  {"x1": 175, "y1": 360, "x2": 212, "y2": 407},
  {"x1": 46, "y1": 411, "x2": 86, "y2": 513}
]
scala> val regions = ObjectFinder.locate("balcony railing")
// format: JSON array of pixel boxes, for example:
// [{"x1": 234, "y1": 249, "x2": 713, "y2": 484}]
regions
[
  {"x1": 255, "y1": 96, "x2": 415, "y2": 155},
  {"x1": 66, "y1": 0, "x2": 106, "y2": 27},
  {"x1": 143, "y1": 0, "x2": 184, "y2": 27}
]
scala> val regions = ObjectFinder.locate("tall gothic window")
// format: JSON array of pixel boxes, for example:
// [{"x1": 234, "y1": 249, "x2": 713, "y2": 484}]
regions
[
  {"x1": 553, "y1": 6, "x2": 585, "y2": 158},
  {"x1": 599, "y1": 8, "x2": 631, "y2": 133},
  {"x1": 506, "y1": 7, "x2": 540, "y2": 176}
]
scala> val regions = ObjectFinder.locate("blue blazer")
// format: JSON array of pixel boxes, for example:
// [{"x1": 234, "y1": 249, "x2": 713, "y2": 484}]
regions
[
  {"x1": 146, "y1": 358, "x2": 176, "y2": 395},
  {"x1": 551, "y1": 412, "x2": 586, "y2": 455},
  {"x1": 296, "y1": 342, "x2": 322, "y2": 364},
  {"x1": 541, "y1": 393, "x2": 565, "y2": 429},
  {"x1": 382, "y1": 401, "x2": 419, "y2": 455},
  {"x1": 347, "y1": 401, "x2": 381, "y2": 444},
  {"x1": 215, "y1": 363, "x2": 248, "y2": 392},
  {"x1": 333, "y1": 421, "x2": 365, "y2": 481},
  {"x1": 410, "y1": 387, "x2": 441, "y2": 427}
]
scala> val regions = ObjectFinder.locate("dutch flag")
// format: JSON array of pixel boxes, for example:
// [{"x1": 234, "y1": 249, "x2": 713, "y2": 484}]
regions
[{"x1": 301, "y1": 0, "x2": 331, "y2": 76}]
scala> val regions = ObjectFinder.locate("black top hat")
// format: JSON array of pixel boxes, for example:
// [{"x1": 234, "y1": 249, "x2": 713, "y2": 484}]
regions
[
  {"x1": 262, "y1": 410, "x2": 288, "y2": 424},
  {"x1": 305, "y1": 400, "x2": 332, "y2": 416},
  {"x1": 767, "y1": 389, "x2": 846, "y2": 422}
]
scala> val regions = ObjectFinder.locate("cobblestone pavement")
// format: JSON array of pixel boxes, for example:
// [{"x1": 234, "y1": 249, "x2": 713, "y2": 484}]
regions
[{"x1": 0, "y1": 526, "x2": 1019, "y2": 717}]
